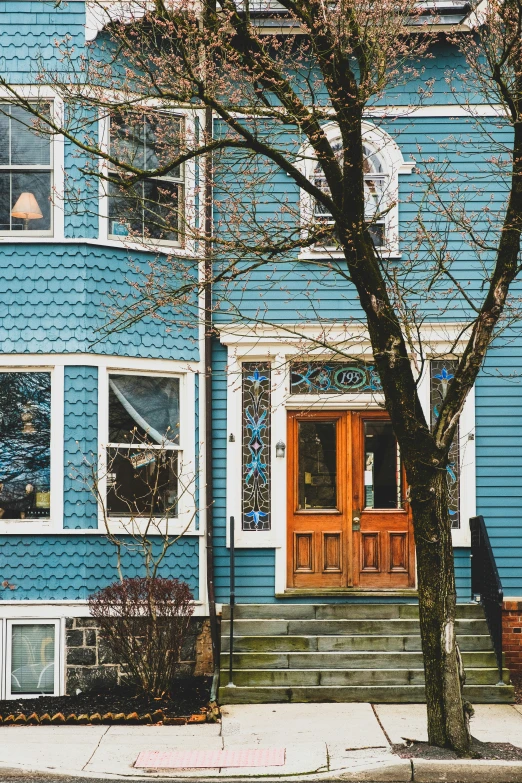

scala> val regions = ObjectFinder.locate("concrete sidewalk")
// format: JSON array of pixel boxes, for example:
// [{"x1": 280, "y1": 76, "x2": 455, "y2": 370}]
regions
[{"x1": 0, "y1": 703, "x2": 521, "y2": 781}]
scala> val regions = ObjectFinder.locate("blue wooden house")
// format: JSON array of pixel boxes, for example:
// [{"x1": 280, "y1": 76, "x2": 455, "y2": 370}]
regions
[{"x1": 0, "y1": 0, "x2": 520, "y2": 704}]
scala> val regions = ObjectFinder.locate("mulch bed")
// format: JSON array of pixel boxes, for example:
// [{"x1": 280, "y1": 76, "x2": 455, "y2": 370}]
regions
[
  {"x1": 0, "y1": 676, "x2": 217, "y2": 725},
  {"x1": 394, "y1": 738, "x2": 522, "y2": 761}
]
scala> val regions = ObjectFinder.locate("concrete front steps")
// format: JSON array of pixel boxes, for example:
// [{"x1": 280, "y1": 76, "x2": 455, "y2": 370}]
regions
[{"x1": 219, "y1": 603, "x2": 515, "y2": 704}]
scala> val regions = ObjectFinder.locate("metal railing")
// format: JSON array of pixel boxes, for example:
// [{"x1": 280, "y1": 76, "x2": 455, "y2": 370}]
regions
[
  {"x1": 227, "y1": 515, "x2": 236, "y2": 688},
  {"x1": 470, "y1": 515, "x2": 504, "y2": 684}
]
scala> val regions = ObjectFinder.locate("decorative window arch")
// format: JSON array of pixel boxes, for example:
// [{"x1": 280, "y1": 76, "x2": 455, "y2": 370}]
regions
[{"x1": 300, "y1": 121, "x2": 415, "y2": 257}]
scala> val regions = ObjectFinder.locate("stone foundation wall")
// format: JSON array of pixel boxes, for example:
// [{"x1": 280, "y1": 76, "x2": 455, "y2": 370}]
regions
[
  {"x1": 503, "y1": 600, "x2": 522, "y2": 674},
  {"x1": 65, "y1": 617, "x2": 213, "y2": 694}
]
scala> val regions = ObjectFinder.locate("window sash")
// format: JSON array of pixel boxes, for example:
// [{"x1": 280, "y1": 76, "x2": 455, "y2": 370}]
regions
[
  {"x1": 0, "y1": 103, "x2": 53, "y2": 235},
  {"x1": 108, "y1": 112, "x2": 184, "y2": 183},
  {"x1": 108, "y1": 176, "x2": 183, "y2": 241},
  {"x1": 0, "y1": 371, "x2": 52, "y2": 520},
  {"x1": 6, "y1": 620, "x2": 60, "y2": 699},
  {"x1": 0, "y1": 103, "x2": 52, "y2": 168}
]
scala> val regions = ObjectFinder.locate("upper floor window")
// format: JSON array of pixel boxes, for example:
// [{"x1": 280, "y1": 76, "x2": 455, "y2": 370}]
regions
[
  {"x1": 312, "y1": 141, "x2": 387, "y2": 248},
  {"x1": 301, "y1": 122, "x2": 414, "y2": 258},
  {"x1": 0, "y1": 103, "x2": 52, "y2": 235},
  {"x1": 0, "y1": 371, "x2": 51, "y2": 520},
  {"x1": 108, "y1": 111, "x2": 184, "y2": 244}
]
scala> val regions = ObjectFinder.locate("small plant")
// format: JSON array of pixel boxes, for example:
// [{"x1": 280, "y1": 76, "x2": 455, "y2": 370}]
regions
[{"x1": 89, "y1": 576, "x2": 194, "y2": 696}]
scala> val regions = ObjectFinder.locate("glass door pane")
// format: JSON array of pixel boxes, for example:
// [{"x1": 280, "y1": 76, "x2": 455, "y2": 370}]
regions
[
  {"x1": 364, "y1": 420, "x2": 402, "y2": 509},
  {"x1": 297, "y1": 420, "x2": 337, "y2": 509}
]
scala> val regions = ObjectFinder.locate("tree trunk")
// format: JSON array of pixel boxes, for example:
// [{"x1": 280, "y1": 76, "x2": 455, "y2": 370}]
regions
[{"x1": 409, "y1": 466, "x2": 471, "y2": 754}]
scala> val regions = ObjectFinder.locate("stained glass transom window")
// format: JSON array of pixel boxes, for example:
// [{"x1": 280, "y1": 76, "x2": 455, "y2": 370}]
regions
[
  {"x1": 242, "y1": 362, "x2": 271, "y2": 531},
  {"x1": 290, "y1": 361, "x2": 382, "y2": 394},
  {"x1": 430, "y1": 360, "x2": 460, "y2": 529}
]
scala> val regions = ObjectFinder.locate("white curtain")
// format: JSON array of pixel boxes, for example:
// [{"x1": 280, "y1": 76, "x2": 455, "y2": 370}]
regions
[{"x1": 109, "y1": 375, "x2": 180, "y2": 444}]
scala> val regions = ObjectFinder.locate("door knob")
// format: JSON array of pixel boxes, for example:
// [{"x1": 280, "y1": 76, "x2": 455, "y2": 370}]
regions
[{"x1": 352, "y1": 516, "x2": 360, "y2": 531}]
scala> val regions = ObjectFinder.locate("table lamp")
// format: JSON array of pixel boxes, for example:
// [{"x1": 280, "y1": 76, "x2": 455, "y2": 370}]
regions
[{"x1": 11, "y1": 192, "x2": 43, "y2": 230}]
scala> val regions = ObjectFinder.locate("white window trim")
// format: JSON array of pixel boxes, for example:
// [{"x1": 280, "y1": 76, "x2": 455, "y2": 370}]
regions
[
  {"x1": 220, "y1": 323, "x2": 475, "y2": 594},
  {"x1": 0, "y1": 363, "x2": 64, "y2": 535},
  {"x1": 0, "y1": 87, "x2": 65, "y2": 241},
  {"x1": 98, "y1": 364, "x2": 198, "y2": 535},
  {"x1": 299, "y1": 120, "x2": 415, "y2": 259},
  {"x1": 3, "y1": 618, "x2": 64, "y2": 700},
  {"x1": 98, "y1": 106, "x2": 204, "y2": 258},
  {"x1": 0, "y1": 600, "x2": 206, "y2": 617}
]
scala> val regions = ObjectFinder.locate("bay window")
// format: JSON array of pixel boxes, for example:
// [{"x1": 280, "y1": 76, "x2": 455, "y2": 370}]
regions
[
  {"x1": 108, "y1": 111, "x2": 184, "y2": 243},
  {"x1": 0, "y1": 372, "x2": 51, "y2": 520},
  {"x1": 107, "y1": 374, "x2": 181, "y2": 518},
  {"x1": 0, "y1": 103, "x2": 52, "y2": 234}
]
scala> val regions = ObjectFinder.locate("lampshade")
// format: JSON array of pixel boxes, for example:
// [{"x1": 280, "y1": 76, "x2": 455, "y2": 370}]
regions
[{"x1": 11, "y1": 192, "x2": 43, "y2": 220}]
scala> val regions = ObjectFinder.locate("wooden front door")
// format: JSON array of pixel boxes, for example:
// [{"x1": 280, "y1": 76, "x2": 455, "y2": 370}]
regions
[{"x1": 287, "y1": 410, "x2": 415, "y2": 589}]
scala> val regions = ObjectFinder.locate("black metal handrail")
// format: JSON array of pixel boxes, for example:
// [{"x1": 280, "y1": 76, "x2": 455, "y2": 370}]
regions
[
  {"x1": 227, "y1": 515, "x2": 236, "y2": 687},
  {"x1": 470, "y1": 515, "x2": 504, "y2": 684}
]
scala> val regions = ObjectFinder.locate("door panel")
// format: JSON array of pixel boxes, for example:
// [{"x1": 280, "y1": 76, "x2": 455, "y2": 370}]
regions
[
  {"x1": 287, "y1": 410, "x2": 415, "y2": 589},
  {"x1": 323, "y1": 532, "x2": 342, "y2": 572},
  {"x1": 361, "y1": 532, "x2": 379, "y2": 572},
  {"x1": 294, "y1": 533, "x2": 313, "y2": 571}
]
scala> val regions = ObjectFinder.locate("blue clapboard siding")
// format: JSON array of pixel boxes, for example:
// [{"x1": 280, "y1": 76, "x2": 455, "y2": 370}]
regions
[
  {"x1": 211, "y1": 340, "x2": 277, "y2": 603},
  {"x1": 214, "y1": 114, "x2": 515, "y2": 326},
  {"x1": 476, "y1": 336, "x2": 522, "y2": 596},
  {"x1": 0, "y1": 535, "x2": 200, "y2": 601}
]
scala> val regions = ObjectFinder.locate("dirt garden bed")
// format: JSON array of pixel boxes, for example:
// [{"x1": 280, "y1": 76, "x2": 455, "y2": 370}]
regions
[
  {"x1": 393, "y1": 738, "x2": 522, "y2": 761},
  {"x1": 0, "y1": 676, "x2": 216, "y2": 725}
]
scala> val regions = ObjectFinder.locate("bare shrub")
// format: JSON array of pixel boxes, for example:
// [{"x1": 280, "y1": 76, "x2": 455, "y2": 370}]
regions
[{"x1": 89, "y1": 576, "x2": 194, "y2": 696}]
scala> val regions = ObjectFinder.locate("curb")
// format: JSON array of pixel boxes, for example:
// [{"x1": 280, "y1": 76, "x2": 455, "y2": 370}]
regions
[
  {"x1": 2, "y1": 757, "x2": 522, "y2": 783},
  {"x1": 411, "y1": 758, "x2": 522, "y2": 783}
]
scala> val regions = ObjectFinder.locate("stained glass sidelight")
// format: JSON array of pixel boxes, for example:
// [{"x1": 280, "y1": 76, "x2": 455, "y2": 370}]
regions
[
  {"x1": 430, "y1": 360, "x2": 460, "y2": 528},
  {"x1": 290, "y1": 361, "x2": 382, "y2": 394},
  {"x1": 242, "y1": 362, "x2": 271, "y2": 531}
]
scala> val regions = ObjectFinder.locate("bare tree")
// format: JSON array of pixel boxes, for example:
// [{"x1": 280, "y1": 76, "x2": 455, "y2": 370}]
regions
[{"x1": 6, "y1": 0, "x2": 522, "y2": 751}]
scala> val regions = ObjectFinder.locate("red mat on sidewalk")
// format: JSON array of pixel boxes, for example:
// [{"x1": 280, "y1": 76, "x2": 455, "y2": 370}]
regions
[{"x1": 135, "y1": 748, "x2": 286, "y2": 768}]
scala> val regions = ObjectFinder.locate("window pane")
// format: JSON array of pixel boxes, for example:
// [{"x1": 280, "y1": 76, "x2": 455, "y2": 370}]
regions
[
  {"x1": 109, "y1": 374, "x2": 180, "y2": 444},
  {"x1": 145, "y1": 114, "x2": 182, "y2": 178},
  {"x1": 107, "y1": 447, "x2": 178, "y2": 517},
  {"x1": 108, "y1": 177, "x2": 143, "y2": 237},
  {"x1": 11, "y1": 624, "x2": 55, "y2": 694},
  {"x1": 298, "y1": 420, "x2": 337, "y2": 509},
  {"x1": 0, "y1": 107, "x2": 9, "y2": 165},
  {"x1": 11, "y1": 171, "x2": 51, "y2": 231},
  {"x1": 0, "y1": 372, "x2": 51, "y2": 519},
  {"x1": 110, "y1": 112, "x2": 145, "y2": 169},
  {"x1": 364, "y1": 420, "x2": 401, "y2": 509},
  {"x1": 0, "y1": 172, "x2": 11, "y2": 230},
  {"x1": 364, "y1": 176, "x2": 384, "y2": 219},
  {"x1": 368, "y1": 222, "x2": 385, "y2": 247},
  {"x1": 10, "y1": 105, "x2": 51, "y2": 166},
  {"x1": 143, "y1": 178, "x2": 180, "y2": 241}
]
